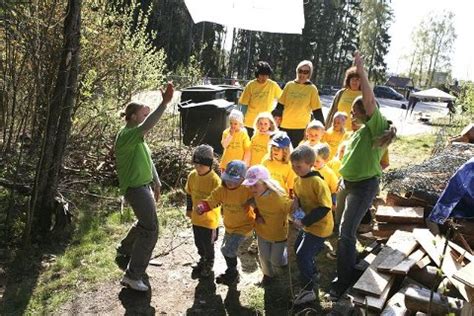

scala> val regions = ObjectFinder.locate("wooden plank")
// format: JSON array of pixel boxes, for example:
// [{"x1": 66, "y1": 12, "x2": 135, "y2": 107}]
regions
[
  {"x1": 449, "y1": 240, "x2": 474, "y2": 262},
  {"x1": 453, "y1": 261, "x2": 474, "y2": 288},
  {"x1": 377, "y1": 232, "x2": 418, "y2": 273},
  {"x1": 375, "y1": 206, "x2": 424, "y2": 224},
  {"x1": 416, "y1": 255, "x2": 431, "y2": 269},
  {"x1": 380, "y1": 284, "x2": 415, "y2": 316},
  {"x1": 413, "y1": 228, "x2": 474, "y2": 302},
  {"x1": 391, "y1": 248, "x2": 426, "y2": 275},
  {"x1": 355, "y1": 252, "x2": 377, "y2": 271},
  {"x1": 385, "y1": 192, "x2": 428, "y2": 207},
  {"x1": 404, "y1": 285, "x2": 466, "y2": 315},
  {"x1": 353, "y1": 231, "x2": 414, "y2": 296},
  {"x1": 354, "y1": 278, "x2": 395, "y2": 312}
]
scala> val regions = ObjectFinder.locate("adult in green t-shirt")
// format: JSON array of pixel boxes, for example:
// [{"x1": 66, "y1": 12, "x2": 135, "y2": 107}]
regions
[
  {"x1": 114, "y1": 83, "x2": 174, "y2": 292},
  {"x1": 330, "y1": 53, "x2": 395, "y2": 300}
]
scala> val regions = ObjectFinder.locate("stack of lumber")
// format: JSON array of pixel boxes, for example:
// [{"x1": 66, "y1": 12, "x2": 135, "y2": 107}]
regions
[
  {"x1": 372, "y1": 205, "x2": 425, "y2": 239},
  {"x1": 347, "y1": 229, "x2": 474, "y2": 315}
]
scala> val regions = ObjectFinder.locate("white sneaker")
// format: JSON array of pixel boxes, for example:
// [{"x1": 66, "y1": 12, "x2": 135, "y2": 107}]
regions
[
  {"x1": 120, "y1": 275, "x2": 149, "y2": 292},
  {"x1": 293, "y1": 290, "x2": 316, "y2": 305}
]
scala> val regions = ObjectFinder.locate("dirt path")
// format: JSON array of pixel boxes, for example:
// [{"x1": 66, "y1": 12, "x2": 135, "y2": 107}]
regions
[{"x1": 59, "y1": 225, "x2": 338, "y2": 315}]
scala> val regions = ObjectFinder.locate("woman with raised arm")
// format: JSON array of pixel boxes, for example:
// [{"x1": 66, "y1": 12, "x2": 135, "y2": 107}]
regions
[{"x1": 330, "y1": 53, "x2": 394, "y2": 300}]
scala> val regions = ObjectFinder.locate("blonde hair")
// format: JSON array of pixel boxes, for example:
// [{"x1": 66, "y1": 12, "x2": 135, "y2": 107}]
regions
[
  {"x1": 257, "y1": 179, "x2": 286, "y2": 196},
  {"x1": 229, "y1": 109, "x2": 244, "y2": 126},
  {"x1": 268, "y1": 145, "x2": 291, "y2": 163},
  {"x1": 253, "y1": 112, "x2": 278, "y2": 133},
  {"x1": 120, "y1": 101, "x2": 147, "y2": 121},
  {"x1": 295, "y1": 60, "x2": 314, "y2": 80},
  {"x1": 333, "y1": 112, "x2": 348, "y2": 121},
  {"x1": 314, "y1": 143, "x2": 330, "y2": 161}
]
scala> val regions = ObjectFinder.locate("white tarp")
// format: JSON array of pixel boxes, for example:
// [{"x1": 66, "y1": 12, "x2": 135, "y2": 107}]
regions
[
  {"x1": 410, "y1": 88, "x2": 456, "y2": 101},
  {"x1": 184, "y1": 0, "x2": 305, "y2": 34}
]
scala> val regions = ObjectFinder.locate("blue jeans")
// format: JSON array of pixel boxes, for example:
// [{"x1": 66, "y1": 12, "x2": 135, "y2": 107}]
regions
[
  {"x1": 334, "y1": 177, "x2": 379, "y2": 292},
  {"x1": 295, "y1": 231, "x2": 325, "y2": 291}
]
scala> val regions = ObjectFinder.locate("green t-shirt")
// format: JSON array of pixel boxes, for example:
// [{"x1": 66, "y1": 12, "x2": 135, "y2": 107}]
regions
[
  {"x1": 115, "y1": 125, "x2": 153, "y2": 194},
  {"x1": 340, "y1": 108, "x2": 388, "y2": 181}
]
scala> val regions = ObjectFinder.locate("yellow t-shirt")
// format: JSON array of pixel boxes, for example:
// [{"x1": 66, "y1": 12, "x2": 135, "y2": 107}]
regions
[
  {"x1": 205, "y1": 185, "x2": 255, "y2": 236},
  {"x1": 185, "y1": 170, "x2": 221, "y2": 229},
  {"x1": 323, "y1": 127, "x2": 349, "y2": 160},
  {"x1": 279, "y1": 81, "x2": 321, "y2": 129},
  {"x1": 250, "y1": 133, "x2": 271, "y2": 166},
  {"x1": 337, "y1": 89, "x2": 362, "y2": 130},
  {"x1": 262, "y1": 159, "x2": 295, "y2": 193},
  {"x1": 239, "y1": 79, "x2": 282, "y2": 128},
  {"x1": 294, "y1": 172, "x2": 333, "y2": 238},
  {"x1": 254, "y1": 190, "x2": 292, "y2": 241},
  {"x1": 316, "y1": 165, "x2": 338, "y2": 194},
  {"x1": 220, "y1": 128, "x2": 251, "y2": 169},
  {"x1": 326, "y1": 158, "x2": 342, "y2": 179}
]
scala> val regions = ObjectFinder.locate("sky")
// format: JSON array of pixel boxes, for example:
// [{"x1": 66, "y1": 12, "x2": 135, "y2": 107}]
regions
[{"x1": 386, "y1": 0, "x2": 474, "y2": 81}]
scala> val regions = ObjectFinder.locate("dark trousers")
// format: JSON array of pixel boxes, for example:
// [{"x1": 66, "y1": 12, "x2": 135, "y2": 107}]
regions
[
  {"x1": 280, "y1": 127, "x2": 305, "y2": 148},
  {"x1": 193, "y1": 225, "x2": 218, "y2": 263},
  {"x1": 295, "y1": 231, "x2": 325, "y2": 291}
]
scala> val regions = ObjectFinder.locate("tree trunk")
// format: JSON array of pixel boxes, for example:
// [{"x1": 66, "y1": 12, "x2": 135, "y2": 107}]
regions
[{"x1": 26, "y1": 0, "x2": 81, "y2": 245}]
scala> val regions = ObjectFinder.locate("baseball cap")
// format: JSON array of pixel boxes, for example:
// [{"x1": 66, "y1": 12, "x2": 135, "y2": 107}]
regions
[
  {"x1": 242, "y1": 165, "x2": 270, "y2": 186},
  {"x1": 270, "y1": 131, "x2": 291, "y2": 148},
  {"x1": 221, "y1": 160, "x2": 247, "y2": 184}
]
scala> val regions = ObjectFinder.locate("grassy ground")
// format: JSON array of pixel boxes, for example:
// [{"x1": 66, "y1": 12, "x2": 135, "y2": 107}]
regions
[{"x1": 386, "y1": 133, "x2": 436, "y2": 170}]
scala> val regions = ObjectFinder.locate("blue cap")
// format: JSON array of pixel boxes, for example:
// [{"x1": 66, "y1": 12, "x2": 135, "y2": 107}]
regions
[
  {"x1": 222, "y1": 160, "x2": 247, "y2": 184},
  {"x1": 270, "y1": 132, "x2": 291, "y2": 148}
]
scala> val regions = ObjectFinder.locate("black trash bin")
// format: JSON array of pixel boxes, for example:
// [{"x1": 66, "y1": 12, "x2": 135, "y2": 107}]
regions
[
  {"x1": 179, "y1": 99, "x2": 235, "y2": 154},
  {"x1": 180, "y1": 85, "x2": 226, "y2": 103},
  {"x1": 217, "y1": 84, "x2": 243, "y2": 104}
]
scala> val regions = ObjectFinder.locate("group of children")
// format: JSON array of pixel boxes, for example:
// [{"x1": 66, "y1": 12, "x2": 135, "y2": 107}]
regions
[{"x1": 184, "y1": 106, "x2": 353, "y2": 305}]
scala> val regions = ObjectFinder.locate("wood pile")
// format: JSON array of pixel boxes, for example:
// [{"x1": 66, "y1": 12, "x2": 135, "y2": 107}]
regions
[{"x1": 346, "y1": 229, "x2": 474, "y2": 315}]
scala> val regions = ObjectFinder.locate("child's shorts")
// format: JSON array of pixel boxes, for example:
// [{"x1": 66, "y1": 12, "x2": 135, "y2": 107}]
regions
[{"x1": 221, "y1": 232, "x2": 247, "y2": 258}]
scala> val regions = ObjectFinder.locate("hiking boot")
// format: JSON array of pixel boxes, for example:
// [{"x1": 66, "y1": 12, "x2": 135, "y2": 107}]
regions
[
  {"x1": 120, "y1": 275, "x2": 149, "y2": 292},
  {"x1": 293, "y1": 290, "x2": 316, "y2": 305},
  {"x1": 115, "y1": 253, "x2": 130, "y2": 271},
  {"x1": 216, "y1": 271, "x2": 240, "y2": 285}
]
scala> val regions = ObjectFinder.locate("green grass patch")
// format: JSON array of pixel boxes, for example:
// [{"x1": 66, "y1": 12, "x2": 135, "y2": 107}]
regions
[
  {"x1": 22, "y1": 210, "x2": 131, "y2": 314},
  {"x1": 387, "y1": 133, "x2": 436, "y2": 170},
  {"x1": 242, "y1": 285, "x2": 265, "y2": 313}
]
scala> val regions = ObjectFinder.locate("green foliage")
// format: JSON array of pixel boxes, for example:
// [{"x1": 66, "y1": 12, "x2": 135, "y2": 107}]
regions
[
  {"x1": 73, "y1": 0, "x2": 169, "y2": 148},
  {"x1": 173, "y1": 55, "x2": 205, "y2": 89},
  {"x1": 458, "y1": 81, "x2": 474, "y2": 115},
  {"x1": 359, "y1": 0, "x2": 393, "y2": 84},
  {"x1": 406, "y1": 11, "x2": 457, "y2": 88}
]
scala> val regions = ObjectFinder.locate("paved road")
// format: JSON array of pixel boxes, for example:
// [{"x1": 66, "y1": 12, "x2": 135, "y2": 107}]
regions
[{"x1": 320, "y1": 94, "x2": 450, "y2": 136}]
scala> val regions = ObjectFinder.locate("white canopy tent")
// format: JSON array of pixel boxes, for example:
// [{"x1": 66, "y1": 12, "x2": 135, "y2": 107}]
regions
[
  {"x1": 410, "y1": 88, "x2": 456, "y2": 102},
  {"x1": 184, "y1": 0, "x2": 305, "y2": 34}
]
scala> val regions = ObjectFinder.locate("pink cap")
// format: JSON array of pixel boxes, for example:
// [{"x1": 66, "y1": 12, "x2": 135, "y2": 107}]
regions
[{"x1": 242, "y1": 165, "x2": 270, "y2": 186}]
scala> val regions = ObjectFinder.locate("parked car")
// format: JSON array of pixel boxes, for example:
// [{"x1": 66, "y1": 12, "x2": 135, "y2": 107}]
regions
[{"x1": 373, "y1": 85, "x2": 406, "y2": 100}]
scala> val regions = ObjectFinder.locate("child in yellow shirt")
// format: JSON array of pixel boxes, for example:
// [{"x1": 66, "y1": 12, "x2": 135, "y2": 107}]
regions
[
  {"x1": 185, "y1": 145, "x2": 222, "y2": 278},
  {"x1": 290, "y1": 145, "x2": 333, "y2": 305},
  {"x1": 262, "y1": 131, "x2": 295, "y2": 195},
  {"x1": 242, "y1": 165, "x2": 294, "y2": 285},
  {"x1": 323, "y1": 112, "x2": 348, "y2": 160},
  {"x1": 196, "y1": 160, "x2": 254, "y2": 285},
  {"x1": 250, "y1": 112, "x2": 278, "y2": 166},
  {"x1": 299, "y1": 120, "x2": 326, "y2": 148},
  {"x1": 313, "y1": 143, "x2": 339, "y2": 207},
  {"x1": 220, "y1": 109, "x2": 251, "y2": 170}
]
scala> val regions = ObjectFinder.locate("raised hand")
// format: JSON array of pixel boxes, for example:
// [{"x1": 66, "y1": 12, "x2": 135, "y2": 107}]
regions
[{"x1": 160, "y1": 82, "x2": 174, "y2": 105}]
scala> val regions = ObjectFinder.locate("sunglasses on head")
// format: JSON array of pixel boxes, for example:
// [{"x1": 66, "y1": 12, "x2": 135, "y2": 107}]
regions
[{"x1": 298, "y1": 69, "x2": 310, "y2": 75}]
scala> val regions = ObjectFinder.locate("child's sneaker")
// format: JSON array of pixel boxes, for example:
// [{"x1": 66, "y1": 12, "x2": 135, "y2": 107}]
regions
[
  {"x1": 293, "y1": 289, "x2": 316, "y2": 305},
  {"x1": 216, "y1": 271, "x2": 240, "y2": 285},
  {"x1": 120, "y1": 275, "x2": 149, "y2": 292},
  {"x1": 326, "y1": 250, "x2": 337, "y2": 260}
]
